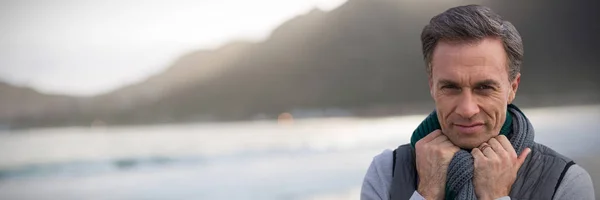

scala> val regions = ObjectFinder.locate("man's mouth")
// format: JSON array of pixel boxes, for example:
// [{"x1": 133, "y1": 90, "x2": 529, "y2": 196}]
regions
[
  {"x1": 454, "y1": 123, "x2": 484, "y2": 134},
  {"x1": 455, "y1": 123, "x2": 484, "y2": 127}
]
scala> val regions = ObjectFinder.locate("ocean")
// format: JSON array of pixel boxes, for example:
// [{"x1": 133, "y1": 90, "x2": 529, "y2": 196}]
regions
[{"x1": 0, "y1": 105, "x2": 599, "y2": 200}]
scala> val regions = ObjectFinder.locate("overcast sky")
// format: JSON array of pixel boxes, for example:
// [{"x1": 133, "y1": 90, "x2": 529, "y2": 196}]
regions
[{"x1": 0, "y1": 0, "x2": 346, "y2": 96}]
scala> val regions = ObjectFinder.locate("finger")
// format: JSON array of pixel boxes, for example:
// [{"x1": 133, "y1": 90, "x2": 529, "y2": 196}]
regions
[
  {"x1": 438, "y1": 140, "x2": 456, "y2": 148},
  {"x1": 420, "y1": 129, "x2": 442, "y2": 143},
  {"x1": 481, "y1": 143, "x2": 498, "y2": 159},
  {"x1": 488, "y1": 138, "x2": 507, "y2": 156},
  {"x1": 497, "y1": 135, "x2": 517, "y2": 158},
  {"x1": 471, "y1": 147, "x2": 485, "y2": 160},
  {"x1": 429, "y1": 132, "x2": 450, "y2": 145},
  {"x1": 439, "y1": 140, "x2": 460, "y2": 152},
  {"x1": 516, "y1": 148, "x2": 532, "y2": 167},
  {"x1": 478, "y1": 142, "x2": 491, "y2": 151}
]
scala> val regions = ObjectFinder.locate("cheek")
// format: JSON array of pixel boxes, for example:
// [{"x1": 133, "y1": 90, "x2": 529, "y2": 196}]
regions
[
  {"x1": 434, "y1": 95, "x2": 455, "y2": 124},
  {"x1": 478, "y1": 93, "x2": 508, "y2": 123}
]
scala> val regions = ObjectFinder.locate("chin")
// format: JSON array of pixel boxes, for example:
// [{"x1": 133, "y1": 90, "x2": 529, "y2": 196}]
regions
[{"x1": 452, "y1": 137, "x2": 486, "y2": 150}]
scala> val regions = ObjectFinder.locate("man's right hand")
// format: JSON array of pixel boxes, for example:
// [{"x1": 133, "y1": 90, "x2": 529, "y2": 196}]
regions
[{"x1": 415, "y1": 129, "x2": 460, "y2": 200}]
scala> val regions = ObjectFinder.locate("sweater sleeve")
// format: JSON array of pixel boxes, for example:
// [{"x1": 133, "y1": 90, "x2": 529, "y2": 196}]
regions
[
  {"x1": 361, "y1": 150, "x2": 394, "y2": 200},
  {"x1": 552, "y1": 164, "x2": 595, "y2": 200}
]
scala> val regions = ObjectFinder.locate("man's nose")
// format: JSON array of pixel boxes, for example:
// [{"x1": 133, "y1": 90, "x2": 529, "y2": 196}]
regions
[{"x1": 456, "y1": 91, "x2": 480, "y2": 119}]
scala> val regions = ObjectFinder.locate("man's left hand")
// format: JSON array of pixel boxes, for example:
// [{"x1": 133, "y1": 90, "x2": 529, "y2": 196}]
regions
[{"x1": 471, "y1": 135, "x2": 531, "y2": 200}]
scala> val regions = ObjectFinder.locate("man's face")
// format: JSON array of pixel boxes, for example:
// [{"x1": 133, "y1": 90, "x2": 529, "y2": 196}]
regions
[{"x1": 429, "y1": 38, "x2": 520, "y2": 149}]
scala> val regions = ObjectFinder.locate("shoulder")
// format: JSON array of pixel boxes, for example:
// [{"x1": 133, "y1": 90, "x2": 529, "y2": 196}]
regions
[
  {"x1": 370, "y1": 144, "x2": 414, "y2": 178},
  {"x1": 553, "y1": 164, "x2": 595, "y2": 199},
  {"x1": 563, "y1": 164, "x2": 592, "y2": 182},
  {"x1": 361, "y1": 149, "x2": 394, "y2": 200},
  {"x1": 529, "y1": 143, "x2": 595, "y2": 199},
  {"x1": 366, "y1": 149, "x2": 394, "y2": 182},
  {"x1": 361, "y1": 145, "x2": 415, "y2": 199}
]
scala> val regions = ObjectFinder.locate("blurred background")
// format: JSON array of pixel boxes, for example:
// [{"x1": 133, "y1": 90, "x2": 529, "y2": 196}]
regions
[{"x1": 1, "y1": 0, "x2": 599, "y2": 199}]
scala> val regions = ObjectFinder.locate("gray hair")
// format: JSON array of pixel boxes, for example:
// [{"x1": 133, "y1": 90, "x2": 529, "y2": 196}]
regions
[{"x1": 421, "y1": 5, "x2": 523, "y2": 81}]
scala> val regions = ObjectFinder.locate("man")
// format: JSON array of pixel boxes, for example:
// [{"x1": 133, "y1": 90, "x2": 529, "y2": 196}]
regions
[{"x1": 361, "y1": 5, "x2": 594, "y2": 200}]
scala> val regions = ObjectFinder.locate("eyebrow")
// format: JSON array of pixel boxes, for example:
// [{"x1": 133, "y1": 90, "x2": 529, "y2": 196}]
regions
[
  {"x1": 474, "y1": 79, "x2": 501, "y2": 87},
  {"x1": 437, "y1": 79, "x2": 500, "y2": 87},
  {"x1": 437, "y1": 79, "x2": 459, "y2": 86}
]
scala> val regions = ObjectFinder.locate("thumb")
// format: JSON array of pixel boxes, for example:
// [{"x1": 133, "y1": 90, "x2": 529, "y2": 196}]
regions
[{"x1": 517, "y1": 148, "x2": 531, "y2": 167}]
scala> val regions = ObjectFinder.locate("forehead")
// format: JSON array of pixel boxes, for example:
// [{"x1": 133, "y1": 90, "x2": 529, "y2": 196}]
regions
[{"x1": 430, "y1": 38, "x2": 509, "y2": 82}]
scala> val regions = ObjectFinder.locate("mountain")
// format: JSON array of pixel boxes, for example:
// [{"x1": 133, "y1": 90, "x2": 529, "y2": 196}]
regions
[
  {"x1": 90, "y1": 41, "x2": 254, "y2": 111},
  {"x1": 0, "y1": 82, "x2": 85, "y2": 127},
  {"x1": 3, "y1": 0, "x2": 599, "y2": 129},
  {"x1": 113, "y1": 0, "x2": 599, "y2": 123}
]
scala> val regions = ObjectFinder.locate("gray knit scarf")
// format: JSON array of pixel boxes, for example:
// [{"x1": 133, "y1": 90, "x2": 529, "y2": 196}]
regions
[{"x1": 446, "y1": 104, "x2": 535, "y2": 199}]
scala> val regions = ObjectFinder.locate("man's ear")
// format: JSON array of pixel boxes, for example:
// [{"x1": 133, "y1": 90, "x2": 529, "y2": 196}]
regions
[
  {"x1": 508, "y1": 73, "x2": 521, "y2": 103},
  {"x1": 429, "y1": 77, "x2": 434, "y2": 98},
  {"x1": 428, "y1": 64, "x2": 435, "y2": 99}
]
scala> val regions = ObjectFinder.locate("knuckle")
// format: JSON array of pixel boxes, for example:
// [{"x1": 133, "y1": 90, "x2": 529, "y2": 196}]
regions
[
  {"x1": 437, "y1": 148, "x2": 451, "y2": 157},
  {"x1": 434, "y1": 147, "x2": 444, "y2": 155},
  {"x1": 498, "y1": 135, "x2": 508, "y2": 141},
  {"x1": 451, "y1": 146, "x2": 460, "y2": 153},
  {"x1": 489, "y1": 138, "x2": 498, "y2": 143},
  {"x1": 471, "y1": 149, "x2": 481, "y2": 156},
  {"x1": 439, "y1": 133, "x2": 447, "y2": 138},
  {"x1": 416, "y1": 141, "x2": 426, "y2": 149},
  {"x1": 506, "y1": 145, "x2": 515, "y2": 152},
  {"x1": 429, "y1": 130, "x2": 441, "y2": 137},
  {"x1": 421, "y1": 143, "x2": 430, "y2": 150}
]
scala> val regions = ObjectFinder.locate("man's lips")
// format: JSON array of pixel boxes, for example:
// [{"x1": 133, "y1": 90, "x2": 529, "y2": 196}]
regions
[
  {"x1": 454, "y1": 123, "x2": 485, "y2": 134},
  {"x1": 454, "y1": 123, "x2": 484, "y2": 127}
]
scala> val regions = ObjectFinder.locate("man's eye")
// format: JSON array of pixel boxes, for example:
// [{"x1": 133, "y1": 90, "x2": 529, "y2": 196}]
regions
[{"x1": 476, "y1": 85, "x2": 493, "y2": 90}]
